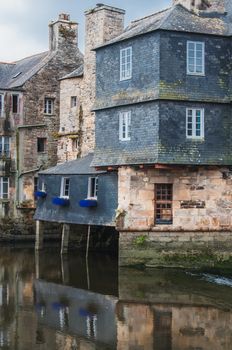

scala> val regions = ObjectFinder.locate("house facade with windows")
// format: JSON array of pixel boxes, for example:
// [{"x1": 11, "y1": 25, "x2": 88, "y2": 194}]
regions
[
  {"x1": 0, "y1": 14, "x2": 83, "y2": 220},
  {"x1": 92, "y1": 0, "x2": 232, "y2": 266}
]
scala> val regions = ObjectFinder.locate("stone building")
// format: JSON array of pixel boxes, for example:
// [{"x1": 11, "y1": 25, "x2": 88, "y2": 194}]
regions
[
  {"x1": 35, "y1": 0, "x2": 232, "y2": 267},
  {"x1": 92, "y1": 0, "x2": 232, "y2": 266},
  {"x1": 0, "y1": 14, "x2": 83, "y2": 220},
  {"x1": 57, "y1": 4, "x2": 125, "y2": 163}
]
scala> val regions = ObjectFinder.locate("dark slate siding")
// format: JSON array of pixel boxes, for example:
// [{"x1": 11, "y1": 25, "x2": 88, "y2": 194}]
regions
[
  {"x1": 159, "y1": 31, "x2": 232, "y2": 103},
  {"x1": 92, "y1": 102, "x2": 159, "y2": 166},
  {"x1": 95, "y1": 32, "x2": 160, "y2": 110},
  {"x1": 34, "y1": 172, "x2": 118, "y2": 226},
  {"x1": 158, "y1": 101, "x2": 232, "y2": 165}
]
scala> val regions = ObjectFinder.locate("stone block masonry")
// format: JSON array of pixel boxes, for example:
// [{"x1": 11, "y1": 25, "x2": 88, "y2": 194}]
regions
[{"x1": 117, "y1": 165, "x2": 232, "y2": 267}]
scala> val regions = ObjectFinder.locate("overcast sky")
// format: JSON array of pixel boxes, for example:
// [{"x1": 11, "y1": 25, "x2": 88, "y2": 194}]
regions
[{"x1": 0, "y1": 0, "x2": 171, "y2": 62}]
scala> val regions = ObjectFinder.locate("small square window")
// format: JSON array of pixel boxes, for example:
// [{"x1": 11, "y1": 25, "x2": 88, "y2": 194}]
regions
[
  {"x1": 12, "y1": 94, "x2": 19, "y2": 114},
  {"x1": 87, "y1": 177, "x2": 98, "y2": 199},
  {"x1": 71, "y1": 96, "x2": 77, "y2": 108},
  {"x1": 44, "y1": 98, "x2": 54, "y2": 114},
  {"x1": 37, "y1": 138, "x2": 47, "y2": 153},
  {"x1": 60, "y1": 177, "x2": 70, "y2": 198}
]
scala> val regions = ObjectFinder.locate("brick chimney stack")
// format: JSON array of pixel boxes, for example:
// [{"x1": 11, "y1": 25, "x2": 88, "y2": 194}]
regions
[{"x1": 49, "y1": 13, "x2": 78, "y2": 51}]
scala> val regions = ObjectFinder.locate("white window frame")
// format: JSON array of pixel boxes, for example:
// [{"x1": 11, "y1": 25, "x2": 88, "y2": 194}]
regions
[
  {"x1": 0, "y1": 177, "x2": 9, "y2": 199},
  {"x1": 41, "y1": 181, "x2": 46, "y2": 192},
  {"x1": 186, "y1": 108, "x2": 204, "y2": 139},
  {"x1": 119, "y1": 111, "x2": 131, "y2": 141},
  {"x1": 87, "y1": 177, "x2": 98, "y2": 200},
  {"x1": 120, "y1": 47, "x2": 132, "y2": 81},
  {"x1": 187, "y1": 41, "x2": 205, "y2": 76},
  {"x1": 0, "y1": 137, "x2": 10, "y2": 158},
  {"x1": 60, "y1": 177, "x2": 70, "y2": 198},
  {"x1": 44, "y1": 98, "x2": 54, "y2": 115},
  {"x1": 0, "y1": 94, "x2": 4, "y2": 118}
]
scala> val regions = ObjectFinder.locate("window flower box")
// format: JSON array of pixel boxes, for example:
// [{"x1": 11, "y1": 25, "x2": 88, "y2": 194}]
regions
[
  {"x1": 35, "y1": 191, "x2": 47, "y2": 198},
  {"x1": 79, "y1": 199, "x2": 97, "y2": 208},
  {"x1": 52, "y1": 197, "x2": 70, "y2": 206}
]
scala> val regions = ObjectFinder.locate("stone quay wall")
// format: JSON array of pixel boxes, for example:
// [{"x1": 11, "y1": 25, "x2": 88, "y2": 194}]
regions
[{"x1": 117, "y1": 165, "x2": 232, "y2": 267}]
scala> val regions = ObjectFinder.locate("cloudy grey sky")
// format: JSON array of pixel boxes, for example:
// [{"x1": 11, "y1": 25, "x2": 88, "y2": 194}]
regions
[{"x1": 0, "y1": 0, "x2": 171, "y2": 62}]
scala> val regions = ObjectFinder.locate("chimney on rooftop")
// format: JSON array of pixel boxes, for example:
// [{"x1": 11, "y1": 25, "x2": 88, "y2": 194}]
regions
[
  {"x1": 172, "y1": 0, "x2": 232, "y2": 14},
  {"x1": 49, "y1": 13, "x2": 78, "y2": 51}
]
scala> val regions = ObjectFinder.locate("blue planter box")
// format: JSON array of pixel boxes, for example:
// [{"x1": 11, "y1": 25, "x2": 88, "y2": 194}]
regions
[
  {"x1": 79, "y1": 199, "x2": 98, "y2": 208},
  {"x1": 52, "y1": 197, "x2": 70, "y2": 206},
  {"x1": 34, "y1": 191, "x2": 47, "y2": 198}
]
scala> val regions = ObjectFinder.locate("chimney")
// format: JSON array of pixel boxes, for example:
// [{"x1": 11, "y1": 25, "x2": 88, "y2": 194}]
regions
[
  {"x1": 80, "y1": 4, "x2": 125, "y2": 156},
  {"x1": 49, "y1": 13, "x2": 78, "y2": 51},
  {"x1": 173, "y1": 0, "x2": 232, "y2": 15}
]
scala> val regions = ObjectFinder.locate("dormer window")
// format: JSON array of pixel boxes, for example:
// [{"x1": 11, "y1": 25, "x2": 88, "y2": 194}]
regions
[
  {"x1": 120, "y1": 47, "x2": 132, "y2": 81},
  {"x1": 187, "y1": 41, "x2": 205, "y2": 75}
]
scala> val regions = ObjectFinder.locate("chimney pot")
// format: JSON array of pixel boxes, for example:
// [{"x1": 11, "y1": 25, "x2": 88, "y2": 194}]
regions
[{"x1": 59, "y1": 13, "x2": 70, "y2": 21}]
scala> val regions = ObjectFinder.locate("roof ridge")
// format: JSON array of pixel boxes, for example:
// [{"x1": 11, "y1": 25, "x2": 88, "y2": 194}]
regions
[
  {"x1": 0, "y1": 61, "x2": 15, "y2": 65},
  {"x1": 131, "y1": 7, "x2": 171, "y2": 24},
  {"x1": 12, "y1": 50, "x2": 49, "y2": 64}
]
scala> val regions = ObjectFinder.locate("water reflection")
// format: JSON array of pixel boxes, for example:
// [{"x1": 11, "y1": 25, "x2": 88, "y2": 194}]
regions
[{"x1": 0, "y1": 248, "x2": 231, "y2": 349}]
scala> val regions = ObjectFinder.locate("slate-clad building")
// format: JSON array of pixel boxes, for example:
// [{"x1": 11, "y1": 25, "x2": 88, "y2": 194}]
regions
[
  {"x1": 91, "y1": 0, "x2": 232, "y2": 266},
  {"x1": 34, "y1": 154, "x2": 118, "y2": 227},
  {"x1": 0, "y1": 14, "x2": 83, "y2": 221}
]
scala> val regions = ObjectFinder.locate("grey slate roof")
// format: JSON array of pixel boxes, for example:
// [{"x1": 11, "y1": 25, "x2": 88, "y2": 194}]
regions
[
  {"x1": 60, "y1": 65, "x2": 84, "y2": 80},
  {"x1": 0, "y1": 51, "x2": 55, "y2": 89},
  {"x1": 94, "y1": 4, "x2": 230, "y2": 49},
  {"x1": 40, "y1": 153, "x2": 105, "y2": 175}
]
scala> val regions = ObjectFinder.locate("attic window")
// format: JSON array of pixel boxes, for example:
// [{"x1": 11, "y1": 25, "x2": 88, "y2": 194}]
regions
[{"x1": 12, "y1": 72, "x2": 22, "y2": 79}]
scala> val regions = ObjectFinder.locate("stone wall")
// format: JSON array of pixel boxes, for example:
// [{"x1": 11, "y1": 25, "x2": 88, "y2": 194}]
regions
[
  {"x1": 117, "y1": 166, "x2": 232, "y2": 231},
  {"x1": 58, "y1": 77, "x2": 83, "y2": 163},
  {"x1": 117, "y1": 165, "x2": 232, "y2": 267}
]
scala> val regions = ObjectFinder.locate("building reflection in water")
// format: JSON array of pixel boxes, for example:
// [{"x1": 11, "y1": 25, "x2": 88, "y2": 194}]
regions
[{"x1": 0, "y1": 248, "x2": 231, "y2": 349}]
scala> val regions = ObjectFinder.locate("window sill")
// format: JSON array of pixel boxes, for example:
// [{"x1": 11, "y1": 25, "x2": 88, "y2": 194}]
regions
[
  {"x1": 186, "y1": 137, "x2": 204, "y2": 141},
  {"x1": 120, "y1": 77, "x2": 132, "y2": 82},
  {"x1": 44, "y1": 113, "x2": 55, "y2": 116},
  {"x1": 187, "y1": 73, "x2": 205, "y2": 77}
]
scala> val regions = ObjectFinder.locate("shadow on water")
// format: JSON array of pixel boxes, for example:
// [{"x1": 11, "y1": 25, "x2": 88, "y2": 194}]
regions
[{"x1": 0, "y1": 247, "x2": 231, "y2": 349}]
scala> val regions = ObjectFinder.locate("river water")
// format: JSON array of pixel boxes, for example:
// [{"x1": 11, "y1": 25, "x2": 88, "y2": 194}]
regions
[{"x1": 0, "y1": 247, "x2": 232, "y2": 349}]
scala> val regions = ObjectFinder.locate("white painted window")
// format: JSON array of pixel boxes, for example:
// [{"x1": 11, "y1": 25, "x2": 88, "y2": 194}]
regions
[
  {"x1": 0, "y1": 137, "x2": 10, "y2": 158},
  {"x1": 120, "y1": 47, "x2": 132, "y2": 81},
  {"x1": 12, "y1": 94, "x2": 19, "y2": 113},
  {"x1": 186, "y1": 108, "x2": 204, "y2": 139},
  {"x1": 87, "y1": 177, "x2": 98, "y2": 199},
  {"x1": 44, "y1": 98, "x2": 54, "y2": 114},
  {"x1": 60, "y1": 177, "x2": 70, "y2": 198},
  {"x1": 119, "y1": 111, "x2": 131, "y2": 141},
  {"x1": 71, "y1": 96, "x2": 77, "y2": 108},
  {"x1": 0, "y1": 177, "x2": 9, "y2": 199},
  {"x1": 187, "y1": 41, "x2": 205, "y2": 75},
  {"x1": 0, "y1": 94, "x2": 4, "y2": 117}
]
